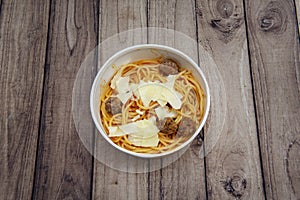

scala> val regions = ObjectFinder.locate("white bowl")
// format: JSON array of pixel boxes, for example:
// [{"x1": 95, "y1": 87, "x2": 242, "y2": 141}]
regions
[{"x1": 90, "y1": 44, "x2": 210, "y2": 158}]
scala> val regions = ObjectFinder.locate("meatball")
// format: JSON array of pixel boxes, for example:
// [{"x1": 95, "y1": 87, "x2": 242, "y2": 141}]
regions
[
  {"x1": 157, "y1": 117, "x2": 178, "y2": 135},
  {"x1": 105, "y1": 97, "x2": 123, "y2": 115},
  {"x1": 158, "y1": 59, "x2": 179, "y2": 76},
  {"x1": 177, "y1": 117, "x2": 196, "y2": 137}
]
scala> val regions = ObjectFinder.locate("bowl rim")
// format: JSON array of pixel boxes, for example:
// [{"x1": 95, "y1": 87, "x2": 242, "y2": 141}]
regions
[{"x1": 90, "y1": 44, "x2": 210, "y2": 158}]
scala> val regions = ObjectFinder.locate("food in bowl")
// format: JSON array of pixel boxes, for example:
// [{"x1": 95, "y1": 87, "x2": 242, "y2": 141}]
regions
[
  {"x1": 99, "y1": 56, "x2": 206, "y2": 154},
  {"x1": 90, "y1": 44, "x2": 210, "y2": 157}
]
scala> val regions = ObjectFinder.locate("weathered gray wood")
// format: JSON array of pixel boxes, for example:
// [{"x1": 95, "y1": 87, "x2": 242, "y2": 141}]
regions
[
  {"x1": 0, "y1": 0, "x2": 50, "y2": 199},
  {"x1": 148, "y1": 0, "x2": 207, "y2": 199},
  {"x1": 195, "y1": 0, "x2": 265, "y2": 199},
  {"x1": 295, "y1": 0, "x2": 299, "y2": 35},
  {"x1": 92, "y1": 0, "x2": 149, "y2": 199},
  {"x1": 1, "y1": 0, "x2": 297, "y2": 199},
  {"x1": 32, "y1": 0, "x2": 98, "y2": 199},
  {"x1": 245, "y1": 0, "x2": 300, "y2": 199}
]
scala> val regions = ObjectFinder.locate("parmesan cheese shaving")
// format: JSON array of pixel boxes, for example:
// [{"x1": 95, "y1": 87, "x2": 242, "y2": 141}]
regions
[
  {"x1": 116, "y1": 91, "x2": 132, "y2": 104},
  {"x1": 154, "y1": 106, "x2": 177, "y2": 120},
  {"x1": 116, "y1": 76, "x2": 130, "y2": 93},
  {"x1": 110, "y1": 71, "x2": 121, "y2": 89},
  {"x1": 128, "y1": 134, "x2": 159, "y2": 147},
  {"x1": 137, "y1": 83, "x2": 182, "y2": 109},
  {"x1": 107, "y1": 119, "x2": 160, "y2": 147},
  {"x1": 108, "y1": 126, "x2": 127, "y2": 137}
]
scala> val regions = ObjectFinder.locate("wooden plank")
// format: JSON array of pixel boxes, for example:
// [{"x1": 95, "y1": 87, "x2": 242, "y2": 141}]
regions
[
  {"x1": 147, "y1": 0, "x2": 207, "y2": 199},
  {"x1": 0, "y1": 0, "x2": 50, "y2": 199},
  {"x1": 195, "y1": 0, "x2": 265, "y2": 199},
  {"x1": 92, "y1": 0, "x2": 149, "y2": 200},
  {"x1": 295, "y1": 0, "x2": 300, "y2": 35},
  {"x1": 245, "y1": 0, "x2": 300, "y2": 199},
  {"x1": 32, "y1": 0, "x2": 98, "y2": 199}
]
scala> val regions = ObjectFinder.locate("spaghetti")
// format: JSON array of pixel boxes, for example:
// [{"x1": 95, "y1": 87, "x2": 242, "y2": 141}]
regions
[{"x1": 100, "y1": 58, "x2": 206, "y2": 153}]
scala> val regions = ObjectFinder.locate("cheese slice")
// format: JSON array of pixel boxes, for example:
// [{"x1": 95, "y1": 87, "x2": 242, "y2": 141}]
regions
[
  {"x1": 157, "y1": 99, "x2": 167, "y2": 107},
  {"x1": 130, "y1": 83, "x2": 139, "y2": 92},
  {"x1": 116, "y1": 76, "x2": 130, "y2": 93},
  {"x1": 165, "y1": 75, "x2": 177, "y2": 88},
  {"x1": 107, "y1": 119, "x2": 160, "y2": 147},
  {"x1": 128, "y1": 134, "x2": 159, "y2": 147},
  {"x1": 116, "y1": 91, "x2": 132, "y2": 104},
  {"x1": 138, "y1": 83, "x2": 182, "y2": 109},
  {"x1": 119, "y1": 119, "x2": 159, "y2": 137},
  {"x1": 175, "y1": 91, "x2": 183, "y2": 99},
  {"x1": 165, "y1": 75, "x2": 183, "y2": 99},
  {"x1": 110, "y1": 71, "x2": 121, "y2": 89},
  {"x1": 108, "y1": 126, "x2": 127, "y2": 137},
  {"x1": 155, "y1": 106, "x2": 177, "y2": 120}
]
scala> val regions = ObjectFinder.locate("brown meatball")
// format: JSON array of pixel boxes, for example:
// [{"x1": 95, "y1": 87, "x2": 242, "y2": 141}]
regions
[
  {"x1": 157, "y1": 117, "x2": 178, "y2": 135},
  {"x1": 158, "y1": 59, "x2": 179, "y2": 76},
  {"x1": 177, "y1": 117, "x2": 196, "y2": 137},
  {"x1": 105, "y1": 97, "x2": 123, "y2": 115}
]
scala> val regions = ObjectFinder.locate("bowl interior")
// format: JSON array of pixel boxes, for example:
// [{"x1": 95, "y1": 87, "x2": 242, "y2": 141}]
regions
[{"x1": 90, "y1": 44, "x2": 210, "y2": 158}]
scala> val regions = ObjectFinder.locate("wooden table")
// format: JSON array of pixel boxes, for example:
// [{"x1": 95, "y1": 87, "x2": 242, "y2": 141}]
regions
[{"x1": 1, "y1": 0, "x2": 299, "y2": 199}]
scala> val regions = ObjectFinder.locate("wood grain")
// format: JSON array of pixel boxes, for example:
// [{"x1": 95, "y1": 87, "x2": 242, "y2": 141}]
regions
[
  {"x1": 295, "y1": 0, "x2": 300, "y2": 35},
  {"x1": 32, "y1": 0, "x2": 98, "y2": 199},
  {"x1": 147, "y1": 0, "x2": 207, "y2": 199},
  {"x1": 245, "y1": 0, "x2": 300, "y2": 199},
  {"x1": 1, "y1": 0, "x2": 298, "y2": 199},
  {"x1": 92, "y1": 0, "x2": 148, "y2": 200},
  {"x1": 195, "y1": 0, "x2": 265, "y2": 199},
  {"x1": 0, "y1": 0, "x2": 50, "y2": 199}
]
